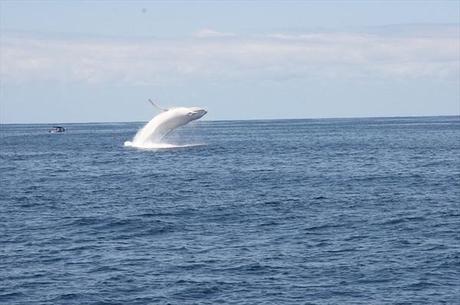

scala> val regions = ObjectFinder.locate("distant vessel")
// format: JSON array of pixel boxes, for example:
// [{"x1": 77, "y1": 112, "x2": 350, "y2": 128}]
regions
[{"x1": 48, "y1": 126, "x2": 66, "y2": 133}]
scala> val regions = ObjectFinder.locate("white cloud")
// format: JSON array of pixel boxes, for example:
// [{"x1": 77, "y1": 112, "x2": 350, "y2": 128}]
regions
[
  {"x1": 193, "y1": 28, "x2": 236, "y2": 38},
  {"x1": 1, "y1": 25, "x2": 459, "y2": 85}
]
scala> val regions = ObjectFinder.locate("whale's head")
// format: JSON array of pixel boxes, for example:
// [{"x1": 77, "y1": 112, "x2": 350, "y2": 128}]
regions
[{"x1": 186, "y1": 107, "x2": 207, "y2": 121}]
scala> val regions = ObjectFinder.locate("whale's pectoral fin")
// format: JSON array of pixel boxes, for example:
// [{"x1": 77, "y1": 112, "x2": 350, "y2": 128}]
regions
[
  {"x1": 148, "y1": 99, "x2": 168, "y2": 112},
  {"x1": 162, "y1": 129, "x2": 176, "y2": 139}
]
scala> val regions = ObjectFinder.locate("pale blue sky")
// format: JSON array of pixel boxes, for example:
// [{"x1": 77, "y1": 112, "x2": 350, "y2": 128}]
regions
[{"x1": 1, "y1": 1, "x2": 459, "y2": 123}]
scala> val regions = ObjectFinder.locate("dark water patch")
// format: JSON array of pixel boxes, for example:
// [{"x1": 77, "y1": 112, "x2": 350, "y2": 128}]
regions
[
  {"x1": 0, "y1": 292, "x2": 27, "y2": 301},
  {"x1": 377, "y1": 215, "x2": 428, "y2": 226}
]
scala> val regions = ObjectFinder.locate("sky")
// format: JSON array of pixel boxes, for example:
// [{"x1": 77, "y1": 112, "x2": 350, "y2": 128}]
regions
[{"x1": 0, "y1": 0, "x2": 459, "y2": 123}]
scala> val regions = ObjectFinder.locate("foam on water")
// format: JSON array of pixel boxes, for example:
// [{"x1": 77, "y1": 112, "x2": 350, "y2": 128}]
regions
[{"x1": 124, "y1": 141, "x2": 204, "y2": 150}]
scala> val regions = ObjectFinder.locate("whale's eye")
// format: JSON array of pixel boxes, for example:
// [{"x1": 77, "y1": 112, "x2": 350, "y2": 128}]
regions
[{"x1": 187, "y1": 112, "x2": 195, "y2": 116}]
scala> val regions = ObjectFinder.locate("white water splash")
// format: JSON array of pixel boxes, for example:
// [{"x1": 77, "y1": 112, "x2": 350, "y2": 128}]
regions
[
  {"x1": 124, "y1": 141, "x2": 204, "y2": 150},
  {"x1": 125, "y1": 105, "x2": 207, "y2": 150}
]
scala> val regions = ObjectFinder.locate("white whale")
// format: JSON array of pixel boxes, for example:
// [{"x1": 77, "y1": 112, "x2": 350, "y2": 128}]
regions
[{"x1": 125, "y1": 100, "x2": 207, "y2": 148}]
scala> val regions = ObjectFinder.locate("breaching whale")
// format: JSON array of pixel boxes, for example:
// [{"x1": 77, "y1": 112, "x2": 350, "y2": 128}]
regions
[{"x1": 125, "y1": 99, "x2": 207, "y2": 148}]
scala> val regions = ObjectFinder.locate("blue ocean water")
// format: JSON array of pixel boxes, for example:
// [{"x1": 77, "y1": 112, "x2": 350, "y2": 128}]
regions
[{"x1": 1, "y1": 116, "x2": 459, "y2": 305}]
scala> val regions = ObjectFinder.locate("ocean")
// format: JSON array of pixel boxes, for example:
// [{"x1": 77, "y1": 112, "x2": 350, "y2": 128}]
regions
[{"x1": 1, "y1": 116, "x2": 459, "y2": 304}]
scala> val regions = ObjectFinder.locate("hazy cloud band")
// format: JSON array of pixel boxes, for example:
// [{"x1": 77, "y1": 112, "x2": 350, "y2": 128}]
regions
[{"x1": 1, "y1": 25, "x2": 459, "y2": 85}]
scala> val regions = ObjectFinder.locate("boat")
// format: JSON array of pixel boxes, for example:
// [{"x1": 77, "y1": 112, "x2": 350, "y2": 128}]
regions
[{"x1": 48, "y1": 126, "x2": 66, "y2": 133}]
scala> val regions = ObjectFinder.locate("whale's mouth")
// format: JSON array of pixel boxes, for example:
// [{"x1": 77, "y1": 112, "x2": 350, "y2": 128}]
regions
[{"x1": 188, "y1": 109, "x2": 207, "y2": 120}]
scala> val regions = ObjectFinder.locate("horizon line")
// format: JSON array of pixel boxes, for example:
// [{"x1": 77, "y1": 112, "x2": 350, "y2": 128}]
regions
[{"x1": 1, "y1": 114, "x2": 459, "y2": 125}]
